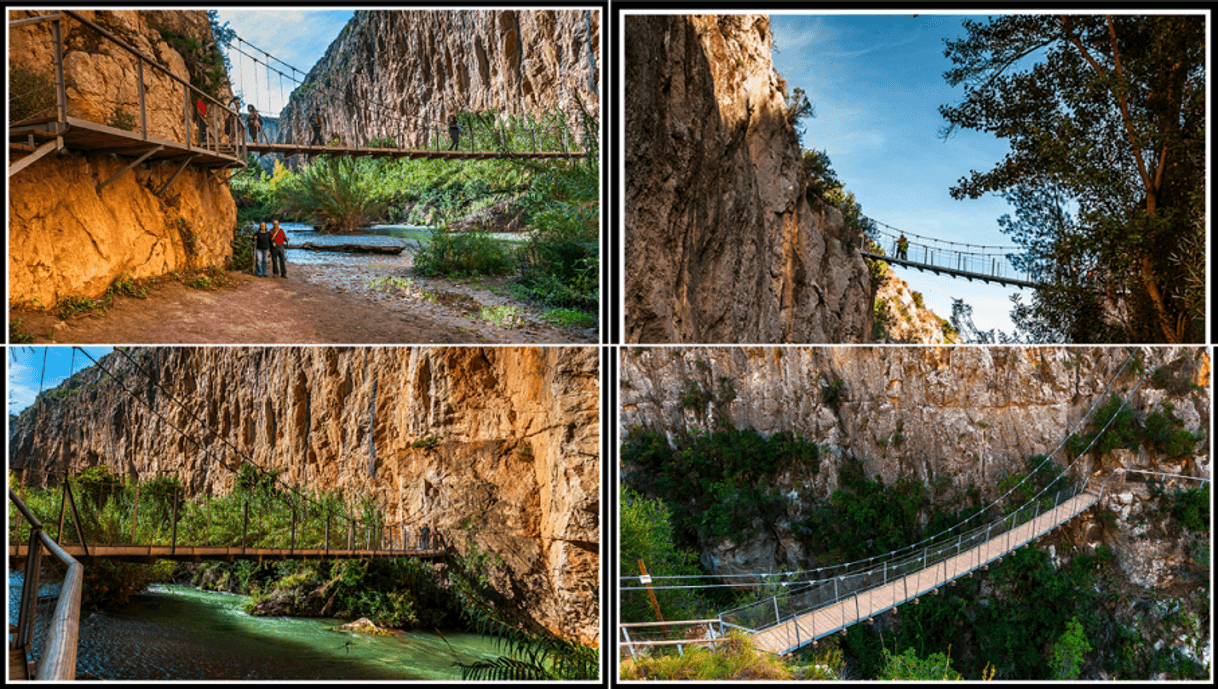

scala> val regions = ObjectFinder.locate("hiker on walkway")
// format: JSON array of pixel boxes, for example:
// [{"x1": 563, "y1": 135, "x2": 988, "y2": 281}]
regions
[
  {"x1": 309, "y1": 109, "x2": 325, "y2": 146},
  {"x1": 420, "y1": 524, "x2": 431, "y2": 550},
  {"x1": 447, "y1": 115, "x2": 461, "y2": 151},
  {"x1": 896, "y1": 234, "x2": 909, "y2": 260},
  {"x1": 253, "y1": 222, "x2": 271, "y2": 277},
  {"x1": 270, "y1": 219, "x2": 288, "y2": 278},
  {"x1": 246, "y1": 104, "x2": 264, "y2": 144},
  {"x1": 194, "y1": 96, "x2": 209, "y2": 147}
]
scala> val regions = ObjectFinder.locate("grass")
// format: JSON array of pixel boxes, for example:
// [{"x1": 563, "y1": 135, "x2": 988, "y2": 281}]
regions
[
  {"x1": 10, "y1": 317, "x2": 35, "y2": 343},
  {"x1": 365, "y1": 276, "x2": 414, "y2": 292},
  {"x1": 619, "y1": 632, "x2": 792, "y2": 681},
  {"x1": 540, "y1": 308, "x2": 596, "y2": 329},
  {"x1": 480, "y1": 304, "x2": 522, "y2": 328}
]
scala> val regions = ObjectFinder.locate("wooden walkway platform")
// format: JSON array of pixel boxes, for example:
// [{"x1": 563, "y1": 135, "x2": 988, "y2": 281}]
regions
[
  {"x1": 858, "y1": 250, "x2": 1039, "y2": 289},
  {"x1": 750, "y1": 490, "x2": 1097, "y2": 655},
  {"x1": 9, "y1": 543, "x2": 444, "y2": 563},
  {"x1": 10, "y1": 116, "x2": 245, "y2": 169}
]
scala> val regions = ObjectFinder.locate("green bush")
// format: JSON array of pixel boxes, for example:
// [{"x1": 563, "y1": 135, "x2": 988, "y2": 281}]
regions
[
  {"x1": 275, "y1": 154, "x2": 385, "y2": 233},
  {"x1": 413, "y1": 227, "x2": 515, "y2": 277},
  {"x1": 619, "y1": 490, "x2": 714, "y2": 623},
  {"x1": 9, "y1": 63, "x2": 57, "y2": 123}
]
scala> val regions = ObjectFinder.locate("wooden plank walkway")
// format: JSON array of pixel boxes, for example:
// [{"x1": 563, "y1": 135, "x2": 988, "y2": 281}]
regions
[
  {"x1": 9, "y1": 543, "x2": 444, "y2": 562},
  {"x1": 751, "y1": 490, "x2": 1097, "y2": 655},
  {"x1": 10, "y1": 648, "x2": 31, "y2": 681}
]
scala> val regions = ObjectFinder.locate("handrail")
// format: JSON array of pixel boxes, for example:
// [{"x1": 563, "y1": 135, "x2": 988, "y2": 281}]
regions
[{"x1": 9, "y1": 487, "x2": 82, "y2": 681}]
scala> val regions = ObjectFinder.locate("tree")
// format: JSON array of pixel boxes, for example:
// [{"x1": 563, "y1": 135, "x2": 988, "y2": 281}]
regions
[
  {"x1": 1048, "y1": 616, "x2": 1091, "y2": 679},
  {"x1": 940, "y1": 15, "x2": 1204, "y2": 343}
]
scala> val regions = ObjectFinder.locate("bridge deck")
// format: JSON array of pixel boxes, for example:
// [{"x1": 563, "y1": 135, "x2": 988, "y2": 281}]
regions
[
  {"x1": 750, "y1": 490, "x2": 1097, "y2": 655},
  {"x1": 10, "y1": 116, "x2": 245, "y2": 168},
  {"x1": 237, "y1": 141, "x2": 584, "y2": 160},
  {"x1": 9, "y1": 543, "x2": 443, "y2": 562},
  {"x1": 858, "y1": 250, "x2": 1038, "y2": 289}
]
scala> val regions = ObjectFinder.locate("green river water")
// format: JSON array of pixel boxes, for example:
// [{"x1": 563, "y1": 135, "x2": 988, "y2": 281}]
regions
[{"x1": 67, "y1": 583, "x2": 506, "y2": 680}]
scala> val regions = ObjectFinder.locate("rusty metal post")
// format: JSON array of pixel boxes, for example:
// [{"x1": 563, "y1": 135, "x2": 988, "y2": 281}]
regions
[
  {"x1": 58, "y1": 480, "x2": 68, "y2": 542},
  {"x1": 242, "y1": 498, "x2": 249, "y2": 554},
  {"x1": 325, "y1": 515, "x2": 330, "y2": 556},
  {"x1": 290, "y1": 507, "x2": 296, "y2": 555},
  {"x1": 171, "y1": 485, "x2": 179, "y2": 555},
  {"x1": 130, "y1": 483, "x2": 140, "y2": 544},
  {"x1": 52, "y1": 16, "x2": 67, "y2": 127},
  {"x1": 185, "y1": 84, "x2": 192, "y2": 148},
  {"x1": 64, "y1": 480, "x2": 88, "y2": 556},
  {"x1": 137, "y1": 57, "x2": 147, "y2": 140},
  {"x1": 637, "y1": 560, "x2": 664, "y2": 622}
]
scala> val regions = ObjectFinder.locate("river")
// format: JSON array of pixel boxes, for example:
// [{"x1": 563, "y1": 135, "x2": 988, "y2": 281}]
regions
[
  {"x1": 10, "y1": 574, "x2": 506, "y2": 680},
  {"x1": 273, "y1": 222, "x2": 529, "y2": 269}
]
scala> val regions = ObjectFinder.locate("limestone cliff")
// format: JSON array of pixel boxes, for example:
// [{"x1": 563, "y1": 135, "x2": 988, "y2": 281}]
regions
[
  {"x1": 277, "y1": 10, "x2": 599, "y2": 149},
  {"x1": 870, "y1": 261, "x2": 960, "y2": 344},
  {"x1": 625, "y1": 15, "x2": 872, "y2": 343},
  {"x1": 621, "y1": 346, "x2": 1209, "y2": 576},
  {"x1": 8, "y1": 10, "x2": 238, "y2": 307},
  {"x1": 11, "y1": 347, "x2": 600, "y2": 646}
]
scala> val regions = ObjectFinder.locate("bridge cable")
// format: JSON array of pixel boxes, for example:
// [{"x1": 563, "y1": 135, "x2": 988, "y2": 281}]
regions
[{"x1": 622, "y1": 347, "x2": 1164, "y2": 587}]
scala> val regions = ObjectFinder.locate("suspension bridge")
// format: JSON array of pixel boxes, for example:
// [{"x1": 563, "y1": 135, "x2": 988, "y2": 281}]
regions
[
  {"x1": 859, "y1": 220, "x2": 1040, "y2": 290},
  {"x1": 621, "y1": 348, "x2": 1203, "y2": 660},
  {"x1": 8, "y1": 10, "x2": 587, "y2": 185}
]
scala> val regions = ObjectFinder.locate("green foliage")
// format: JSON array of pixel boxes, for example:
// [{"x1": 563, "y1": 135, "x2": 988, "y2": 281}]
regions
[
  {"x1": 785, "y1": 86, "x2": 815, "y2": 131},
  {"x1": 1049, "y1": 616, "x2": 1092, "y2": 679},
  {"x1": 1164, "y1": 484, "x2": 1209, "y2": 532},
  {"x1": 942, "y1": 16, "x2": 1204, "y2": 343},
  {"x1": 107, "y1": 107, "x2": 137, "y2": 131},
  {"x1": 621, "y1": 426, "x2": 818, "y2": 547},
  {"x1": 9, "y1": 62, "x2": 58, "y2": 123},
  {"x1": 275, "y1": 154, "x2": 385, "y2": 233},
  {"x1": 412, "y1": 435, "x2": 441, "y2": 449},
  {"x1": 1143, "y1": 402, "x2": 1205, "y2": 459},
  {"x1": 821, "y1": 378, "x2": 845, "y2": 416},
  {"x1": 620, "y1": 632, "x2": 792, "y2": 680},
  {"x1": 802, "y1": 149, "x2": 840, "y2": 195},
  {"x1": 877, "y1": 646, "x2": 964, "y2": 680},
  {"x1": 619, "y1": 490, "x2": 714, "y2": 623},
  {"x1": 538, "y1": 308, "x2": 596, "y2": 329},
  {"x1": 228, "y1": 222, "x2": 256, "y2": 271},
  {"x1": 678, "y1": 380, "x2": 710, "y2": 410},
  {"x1": 413, "y1": 227, "x2": 515, "y2": 277},
  {"x1": 1066, "y1": 395, "x2": 1140, "y2": 456}
]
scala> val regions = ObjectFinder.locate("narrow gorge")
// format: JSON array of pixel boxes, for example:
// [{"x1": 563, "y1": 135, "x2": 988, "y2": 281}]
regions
[{"x1": 11, "y1": 346, "x2": 600, "y2": 648}]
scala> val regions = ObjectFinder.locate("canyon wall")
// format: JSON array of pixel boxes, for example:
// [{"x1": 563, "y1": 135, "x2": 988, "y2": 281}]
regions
[
  {"x1": 624, "y1": 15, "x2": 872, "y2": 343},
  {"x1": 277, "y1": 10, "x2": 599, "y2": 149},
  {"x1": 8, "y1": 10, "x2": 238, "y2": 307},
  {"x1": 621, "y1": 346, "x2": 1210, "y2": 578},
  {"x1": 11, "y1": 347, "x2": 600, "y2": 646}
]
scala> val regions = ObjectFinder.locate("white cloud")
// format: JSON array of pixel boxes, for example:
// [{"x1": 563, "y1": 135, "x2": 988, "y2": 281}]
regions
[{"x1": 7, "y1": 359, "x2": 37, "y2": 416}]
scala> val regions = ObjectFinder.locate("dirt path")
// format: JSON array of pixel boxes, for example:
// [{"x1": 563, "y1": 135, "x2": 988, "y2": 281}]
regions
[{"x1": 11, "y1": 264, "x2": 595, "y2": 345}]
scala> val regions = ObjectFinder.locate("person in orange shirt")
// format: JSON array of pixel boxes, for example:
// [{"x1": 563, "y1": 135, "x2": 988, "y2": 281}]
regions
[{"x1": 270, "y1": 220, "x2": 289, "y2": 278}]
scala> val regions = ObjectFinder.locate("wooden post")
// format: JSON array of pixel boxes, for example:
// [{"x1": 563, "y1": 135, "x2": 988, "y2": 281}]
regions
[
  {"x1": 64, "y1": 480, "x2": 88, "y2": 557},
  {"x1": 58, "y1": 480, "x2": 68, "y2": 542},
  {"x1": 325, "y1": 515, "x2": 330, "y2": 556},
  {"x1": 637, "y1": 560, "x2": 664, "y2": 622},
  {"x1": 290, "y1": 508, "x2": 296, "y2": 555},
  {"x1": 185, "y1": 84, "x2": 191, "y2": 148},
  {"x1": 131, "y1": 483, "x2": 140, "y2": 544},
  {"x1": 205, "y1": 497, "x2": 211, "y2": 547},
  {"x1": 52, "y1": 16, "x2": 67, "y2": 127},
  {"x1": 242, "y1": 499, "x2": 249, "y2": 554}
]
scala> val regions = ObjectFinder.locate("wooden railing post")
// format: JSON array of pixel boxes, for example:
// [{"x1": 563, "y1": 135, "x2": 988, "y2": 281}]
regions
[
  {"x1": 242, "y1": 498, "x2": 249, "y2": 554},
  {"x1": 185, "y1": 84, "x2": 192, "y2": 148},
  {"x1": 290, "y1": 507, "x2": 296, "y2": 555},
  {"x1": 325, "y1": 515, "x2": 330, "y2": 556},
  {"x1": 52, "y1": 16, "x2": 67, "y2": 127},
  {"x1": 64, "y1": 480, "x2": 88, "y2": 557}
]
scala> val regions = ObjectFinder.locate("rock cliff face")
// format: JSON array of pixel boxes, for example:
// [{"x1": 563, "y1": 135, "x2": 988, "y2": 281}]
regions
[
  {"x1": 277, "y1": 10, "x2": 599, "y2": 149},
  {"x1": 620, "y1": 346, "x2": 1210, "y2": 579},
  {"x1": 871, "y1": 262, "x2": 960, "y2": 344},
  {"x1": 8, "y1": 10, "x2": 237, "y2": 307},
  {"x1": 11, "y1": 347, "x2": 600, "y2": 646},
  {"x1": 625, "y1": 15, "x2": 872, "y2": 343}
]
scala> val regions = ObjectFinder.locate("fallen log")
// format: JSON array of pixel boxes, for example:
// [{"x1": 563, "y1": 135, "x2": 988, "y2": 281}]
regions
[{"x1": 294, "y1": 242, "x2": 405, "y2": 255}]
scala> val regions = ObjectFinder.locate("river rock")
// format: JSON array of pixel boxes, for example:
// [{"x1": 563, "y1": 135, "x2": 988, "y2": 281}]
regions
[{"x1": 334, "y1": 617, "x2": 393, "y2": 636}]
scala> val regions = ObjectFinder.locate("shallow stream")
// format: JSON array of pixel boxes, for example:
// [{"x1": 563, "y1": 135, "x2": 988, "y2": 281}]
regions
[{"x1": 10, "y1": 574, "x2": 503, "y2": 680}]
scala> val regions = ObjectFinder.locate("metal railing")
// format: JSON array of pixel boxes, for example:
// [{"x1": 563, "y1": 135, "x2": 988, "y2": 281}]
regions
[
  {"x1": 9, "y1": 471, "x2": 446, "y2": 559},
  {"x1": 618, "y1": 619, "x2": 726, "y2": 663},
  {"x1": 9, "y1": 10, "x2": 246, "y2": 175},
  {"x1": 862, "y1": 221, "x2": 1033, "y2": 286},
  {"x1": 9, "y1": 488, "x2": 83, "y2": 681}
]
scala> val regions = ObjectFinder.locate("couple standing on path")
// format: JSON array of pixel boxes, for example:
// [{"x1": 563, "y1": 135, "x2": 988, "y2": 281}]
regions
[{"x1": 254, "y1": 221, "x2": 289, "y2": 278}]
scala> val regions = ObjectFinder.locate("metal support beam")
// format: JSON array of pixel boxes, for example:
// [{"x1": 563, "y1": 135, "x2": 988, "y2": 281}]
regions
[
  {"x1": 96, "y1": 145, "x2": 163, "y2": 192},
  {"x1": 156, "y1": 155, "x2": 197, "y2": 196},
  {"x1": 8, "y1": 139, "x2": 63, "y2": 177}
]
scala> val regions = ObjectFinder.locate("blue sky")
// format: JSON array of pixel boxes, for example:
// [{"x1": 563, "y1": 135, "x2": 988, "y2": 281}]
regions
[
  {"x1": 770, "y1": 12, "x2": 1030, "y2": 336},
  {"x1": 215, "y1": 9, "x2": 355, "y2": 118},
  {"x1": 8, "y1": 347, "x2": 112, "y2": 416}
]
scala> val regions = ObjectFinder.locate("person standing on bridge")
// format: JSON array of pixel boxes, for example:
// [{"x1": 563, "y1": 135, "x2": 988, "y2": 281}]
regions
[
  {"x1": 309, "y1": 109, "x2": 325, "y2": 146},
  {"x1": 253, "y1": 222, "x2": 271, "y2": 277},
  {"x1": 194, "y1": 96, "x2": 209, "y2": 147},
  {"x1": 246, "y1": 104, "x2": 264, "y2": 145},
  {"x1": 896, "y1": 234, "x2": 909, "y2": 260},
  {"x1": 270, "y1": 219, "x2": 288, "y2": 278},
  {"x1": 447, "y1": 115, "x2": 462, "y2": 151}
]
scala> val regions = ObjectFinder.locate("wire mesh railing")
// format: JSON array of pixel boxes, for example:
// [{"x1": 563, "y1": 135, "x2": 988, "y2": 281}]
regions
[
  {"x1": 862, "y1": 220, "x2": 1032, "y2": 285},
  {"x1": 722, "y1": 483, "x2": 1096, "y2": 652},
  {"x1": 9, "y1": 487, "x2": 83, "y2": 681}
]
